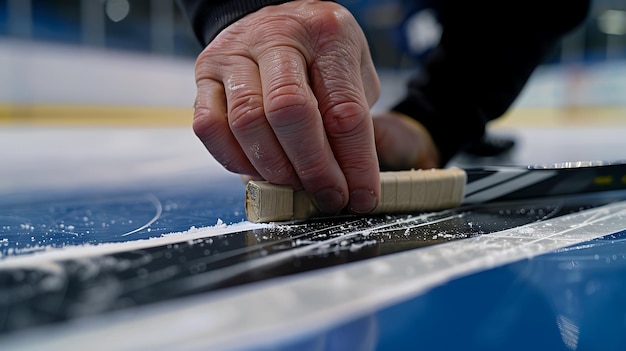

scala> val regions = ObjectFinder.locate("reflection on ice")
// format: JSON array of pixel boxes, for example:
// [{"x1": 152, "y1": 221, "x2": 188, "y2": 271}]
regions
[{"x1": 557, "y1": 315, "x2": 580, "y2": 350}]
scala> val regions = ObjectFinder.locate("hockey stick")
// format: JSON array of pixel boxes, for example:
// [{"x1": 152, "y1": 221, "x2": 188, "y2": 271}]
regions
[{"x1": 245, "y1": 160, "x2": 626, "y2": 222}]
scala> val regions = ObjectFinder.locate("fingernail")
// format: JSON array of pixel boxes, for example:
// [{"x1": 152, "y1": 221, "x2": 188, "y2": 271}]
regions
[
  {"x1": 349, "y1": 189, "x2": 377, "y2": 214},
  {"x1": 314, "y1": 188, "x2": 345, "y2": 214}
]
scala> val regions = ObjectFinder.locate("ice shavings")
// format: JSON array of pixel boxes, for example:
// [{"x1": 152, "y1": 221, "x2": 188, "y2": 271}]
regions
[
  {"x1": 0, "y1": 220, "x2": 271, "y2": 268},
  {"x1": 349, "y1": 240, "x2": 378, "y2": 253}
]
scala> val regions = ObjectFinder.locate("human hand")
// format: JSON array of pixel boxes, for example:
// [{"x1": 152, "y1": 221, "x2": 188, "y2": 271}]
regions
[
  {"x1": 373, "y1": 111, "x2": 441, "y2": 171},
  {"x1": 193, "y1": 0, "x2": 381, "y2": 215}
]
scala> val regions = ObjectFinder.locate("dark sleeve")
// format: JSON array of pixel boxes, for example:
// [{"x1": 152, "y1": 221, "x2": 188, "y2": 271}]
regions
[
  {"x1": 176, "y1": 0, "x2": 294, "y2": 45},
  {"x1": 392, "y1": 0, "x2": 590, "y2": 166}
]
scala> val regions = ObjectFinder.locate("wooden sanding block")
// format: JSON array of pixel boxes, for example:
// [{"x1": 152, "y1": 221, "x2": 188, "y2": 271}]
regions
[
  {"x1": 245, "y1": 168, "x2": 466, "y2": 223},
  {"x1": 245, "y1": 161, "x2": 626, "y2": 223}
]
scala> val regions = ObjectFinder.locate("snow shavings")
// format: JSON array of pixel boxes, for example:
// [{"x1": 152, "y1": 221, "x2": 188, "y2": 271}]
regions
[{"x1": 0, "y1": 220, "x2": 271, "y2": 269}]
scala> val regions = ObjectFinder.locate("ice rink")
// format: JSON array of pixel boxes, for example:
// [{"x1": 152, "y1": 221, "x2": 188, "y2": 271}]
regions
[{"x1": 1, "y1": 37, "x2": 626, "y2": 350}]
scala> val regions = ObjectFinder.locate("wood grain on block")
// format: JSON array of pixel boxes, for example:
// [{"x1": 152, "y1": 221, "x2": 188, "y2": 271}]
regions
[
  {"x1": 371, "y1": 168, "x2": 466, "y2": 214},
  {"x1": 245, "y1": 168, "x2": 467, "y2": 223},
  {"x1": 293, "y1": 189, "x2": 320, "y2": 220},
  {"x1": 245, "y1": 181, "x2": 294, "y2": 223}
]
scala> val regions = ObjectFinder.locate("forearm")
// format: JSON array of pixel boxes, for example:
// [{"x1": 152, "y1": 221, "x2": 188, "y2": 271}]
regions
[{"x1": 393, "y1": 0, "x2": 590, "y2": 165}]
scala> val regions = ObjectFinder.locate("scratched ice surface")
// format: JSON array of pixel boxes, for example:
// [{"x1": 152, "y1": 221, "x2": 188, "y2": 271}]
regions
[
  {"x1": 0, "y1": 180, "x2": 247, "y2": 257},
  {"x1": 371, "y1": 229, "x2": 626, "y2": 351},
  {"x1": 1, "y1": 191, "x2": 625, "y2": 333}
]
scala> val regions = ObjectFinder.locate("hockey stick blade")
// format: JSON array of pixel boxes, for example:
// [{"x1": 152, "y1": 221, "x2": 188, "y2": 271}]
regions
[{"x1": 245, "y1": 160, "x2": 626, "y2": 222}]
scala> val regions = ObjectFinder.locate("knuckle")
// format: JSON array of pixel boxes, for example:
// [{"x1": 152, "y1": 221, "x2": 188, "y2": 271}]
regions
[
  {"x1": 306, "y1": 4, "x2": 349, "y2": 35},
  {"x1": 194, "y1": 34, "x2": 247, "y2": 79},
  {"x1": 194, "y1": 49, "x2": 223, "y2": 80},
  {"x1": 308, "y1": 7, "x2": 362, "y2": 49},
  {"x1": 192, "y1": 106, "x2": 222, "y2": 141},
  {"x1": 228, "y1": 94, "x2": 265, "y2": 130},
  {"x1": 265, "y1": 86, "x2": 311, "y2": 118},
  {"x1": 323, "y1": 101, "x2": 369, "y2": 136}
]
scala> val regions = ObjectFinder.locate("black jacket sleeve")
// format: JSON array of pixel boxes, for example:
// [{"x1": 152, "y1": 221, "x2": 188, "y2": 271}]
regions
[
  {"x1": 177, "y1": 0, "x2": 294, "y2": 45},
  {"x1": 392, "y1": 0, "x2": 590, "y2": 165}
]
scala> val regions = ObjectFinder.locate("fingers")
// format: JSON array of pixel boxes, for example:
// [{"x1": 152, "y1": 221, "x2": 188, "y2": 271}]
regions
[
  {"x1": 310, "y1": 37, "x2": 381, "y2": 214},
  {"x1": 193, "y1": 1, "x2": 382, "y2": 215},
  {"x1": 195, "y1": 50, "x2": 303, "y2": 191},
  {"x1": 256, "y1": 46, "x2": 349, "y2": 213},
  {"x1": 223, "y1": 55, "x2": 302, "y2": 190},
  {"x1": 193, "y1": 77, "x2": 259, "y2": 178},
  {"x1": 317, "y1": 84, "x2": 379, "y2": 214}
]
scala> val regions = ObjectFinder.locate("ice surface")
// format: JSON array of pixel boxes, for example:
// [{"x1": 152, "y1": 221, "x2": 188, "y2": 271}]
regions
[
  {"x1": 2, "y1": 200, "x2": 625, "y2": 351},
  {"x1": 0, "y1": 220, "x2": 268, "y2": 266},
  {"x1": 2, "y1": 191, "x2": 625, "y2": 339}
]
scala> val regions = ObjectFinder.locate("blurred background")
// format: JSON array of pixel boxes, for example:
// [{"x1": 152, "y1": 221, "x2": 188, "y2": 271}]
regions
[
  {"x1": 0, "y1": 0, "x2": 625, "y2": 194},
  {"x1": 0, "y1": 0, "x2": 625, "y2": 112},
  {"x1": 1, "y1": 0, "x2": 625, "y2": 64}
]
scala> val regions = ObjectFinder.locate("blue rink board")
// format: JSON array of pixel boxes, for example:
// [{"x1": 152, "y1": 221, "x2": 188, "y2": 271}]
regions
[{"x1": 1, "y1": 178, "x2": 626, "y2": 350}]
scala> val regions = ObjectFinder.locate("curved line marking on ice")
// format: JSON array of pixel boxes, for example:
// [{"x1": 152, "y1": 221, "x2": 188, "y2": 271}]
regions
[{"x1": 121, "y1": 193, "x2": 163, "y2": 237}]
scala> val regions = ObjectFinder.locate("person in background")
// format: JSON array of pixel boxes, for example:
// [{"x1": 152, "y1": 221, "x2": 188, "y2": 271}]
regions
[{"x1": 177, "y1": 0, "x2": 589, "y2": 216}]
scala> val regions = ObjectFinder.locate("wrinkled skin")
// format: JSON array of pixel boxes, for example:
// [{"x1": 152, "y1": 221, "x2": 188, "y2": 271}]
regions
[{"x1": 193, "y1": 0, "x2": 439, "y2": 215}]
